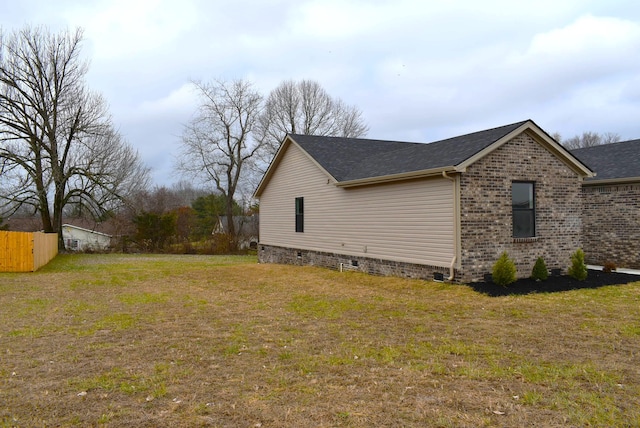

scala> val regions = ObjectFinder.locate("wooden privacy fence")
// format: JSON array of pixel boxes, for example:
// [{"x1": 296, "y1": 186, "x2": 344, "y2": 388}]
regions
[{"x1": 0, "y1": 231, "x2": 58, "y2": 272}]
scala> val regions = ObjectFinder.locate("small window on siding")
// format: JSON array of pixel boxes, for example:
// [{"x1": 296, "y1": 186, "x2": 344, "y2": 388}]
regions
[
  {"x1": 295, "y1": 197, "x2": 304, "y2": 233},
  {"x1": 512, "y1": 182, "x2": 535, "y2": 238}
]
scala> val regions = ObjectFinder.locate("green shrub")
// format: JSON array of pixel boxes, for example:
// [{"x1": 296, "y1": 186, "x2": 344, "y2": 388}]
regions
[
  {"x1": 492, "y1": 251, "x2": 517, "y2": 286},
  {"x1": 567, "y1": 248, "x2": 588, "y2": 281},
  {"x1": 531, "y1": 257, "x2": 548, "y2": 281}
]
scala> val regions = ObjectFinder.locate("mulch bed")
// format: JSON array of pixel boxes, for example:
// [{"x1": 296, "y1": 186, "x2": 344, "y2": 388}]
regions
[{"x1": 468, "y1": 270, "x2": 640, "y2": 297}]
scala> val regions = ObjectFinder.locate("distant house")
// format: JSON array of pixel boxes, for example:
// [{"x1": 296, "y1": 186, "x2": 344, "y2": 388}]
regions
[
  {"x1": 572, "y1": 140, "x2": 640, "y2": 269},
  {"x1": 6, "y1": 218, "x2": 115, "y2": 252},
  {"x1": 254, "y1": 120, "x2": 594, "y2": 282},
  {"x1": 62, "y1": 224, "x2": 112, "y2": 251},
  {"x1": 214, "y1": 215, "x2": 259, "y2": 249}
]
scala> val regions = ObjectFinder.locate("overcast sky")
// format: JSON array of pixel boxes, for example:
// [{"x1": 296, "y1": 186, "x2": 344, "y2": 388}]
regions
[{"x1": 2, "y1": 0, "x2": 639, "y2": 187}]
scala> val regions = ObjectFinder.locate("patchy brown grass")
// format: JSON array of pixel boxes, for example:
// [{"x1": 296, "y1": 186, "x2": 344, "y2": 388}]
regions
[{"x1": 1, "y1": 254, "x2": 639, "y2": 427}]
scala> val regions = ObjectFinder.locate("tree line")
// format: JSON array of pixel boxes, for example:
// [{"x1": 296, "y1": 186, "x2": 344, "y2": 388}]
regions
[
  {"x1": 1, "y1": 25, "x2": 368, "y2": 251},
  {"x1": 553, "y1": 131, "x2": 621, "y2": 149},
  {"x1": 123, "y1": 184, "x2": 251, "y2": 254},
  {"x1": 174, "y1": 78, "x2": 368, "y2": 249},
  {"x1": 2, "y1": 25, "x2": 624, "y2": 253}
]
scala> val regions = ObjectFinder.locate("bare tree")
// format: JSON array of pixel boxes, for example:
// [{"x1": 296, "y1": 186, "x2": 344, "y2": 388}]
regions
[
  {"x1": 0, "y1": 26, "x2": 150, "y2": 250},
  {"x1": 560, "y1": 131, "x2": 621, "y2": 149},
  {"x1": 601, "y1": 132, "x2": 622, "y2": 145},
  {"x1": 254, "y1": 79, "x2": 368, "y2": 167},
  {"x1": 127, "y1": 186, "x2": 181, "y2": 215},
  {"x1": 171, "y1": 180, "x2": 207, "y2": 207},
  {"x1": 175, "y1": 79, "x2": 263, "y2": 250}
]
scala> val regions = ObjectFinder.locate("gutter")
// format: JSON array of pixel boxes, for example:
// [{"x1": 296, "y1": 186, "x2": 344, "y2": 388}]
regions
[
  {"x1": 582, "y1": 176, "x2": 640, "y2": 186},
  {"x1": 442, "y1": 171, "x2": 458, "y2": 281},
  {"x1": 336, "y1": 166, "x2": 460, "y2": 188}
]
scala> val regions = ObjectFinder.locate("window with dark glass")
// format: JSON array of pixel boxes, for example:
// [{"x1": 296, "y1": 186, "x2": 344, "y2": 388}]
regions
[
  {"x1": 512, "y1": 182, "x2": 535, "y2": 238},
  {"x1": 295, "y1": 197, "x2": 304, "y2": 233}
]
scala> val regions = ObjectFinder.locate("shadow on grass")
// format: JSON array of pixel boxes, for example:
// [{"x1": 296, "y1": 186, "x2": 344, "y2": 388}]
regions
[{"x1": 468, "y1": 270, "x2": 640, "y2": 297}]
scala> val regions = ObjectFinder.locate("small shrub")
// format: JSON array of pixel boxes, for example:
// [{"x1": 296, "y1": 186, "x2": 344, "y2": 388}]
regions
[
  {"x1": 531, "y1": 257, "x2": 548, "y2": 281},
  {"x1": 492, "y1": 251, "x2": 517, "y2": 286},
  {"x1": 567, "y1": 248, "x2": 588, "y2": 281},
  {"x1": 602, "y1": 261, "x2": 617, "y2": 273}
]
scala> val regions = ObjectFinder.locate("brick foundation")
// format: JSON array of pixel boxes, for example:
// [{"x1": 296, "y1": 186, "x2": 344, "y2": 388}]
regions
[
  {"x1": 258, "y1": 244, "x2": 459, "y2": 282},
  {"x1": 581, "y1": 184, "x2": 640, "y2": 269}
]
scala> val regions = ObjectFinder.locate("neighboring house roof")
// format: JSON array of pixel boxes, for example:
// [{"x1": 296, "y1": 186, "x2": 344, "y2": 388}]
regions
[
  {"x1": 62, "y1": 224, "x2": 112, "y2": 238},
  {"x1": 571, "y1": 139, "x2": 640, "y2": 184},
  {"x1": 254, "y1": 119, "x2": 594, "y2": 196},
  {"x1": 5, "y1": 217, "x2": 118, "y2": 235}
]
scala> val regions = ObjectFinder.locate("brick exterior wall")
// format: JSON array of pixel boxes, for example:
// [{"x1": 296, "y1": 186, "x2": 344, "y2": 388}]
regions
[
  {"x1": 258, "y1": 244, "x2": 458, "y2": 282},
  {"x1": 458, "y1": 132, "x2": 583, "y2": 282},
  {"x1": 581, "y1": 184, "x2": 640, "y2": 269}
]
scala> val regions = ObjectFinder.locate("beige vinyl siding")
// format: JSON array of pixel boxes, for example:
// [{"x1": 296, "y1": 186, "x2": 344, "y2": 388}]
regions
[{"x1": 259, "y1": 143, "x2": 456, "y2": 267}]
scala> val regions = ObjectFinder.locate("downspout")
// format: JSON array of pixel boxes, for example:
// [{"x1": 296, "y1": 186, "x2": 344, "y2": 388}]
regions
[{"x1": 442, "y1": 171, "x2": 457, "y2": 281}]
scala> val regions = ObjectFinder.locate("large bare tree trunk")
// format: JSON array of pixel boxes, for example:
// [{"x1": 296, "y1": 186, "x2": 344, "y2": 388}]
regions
[{"x1": 0, "y1": 26, "x2": 150, "y2": 251}]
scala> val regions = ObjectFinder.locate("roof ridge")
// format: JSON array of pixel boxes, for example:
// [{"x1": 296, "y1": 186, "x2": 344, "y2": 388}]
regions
[
  {"x1": 289, "y1": 119, "x2": 531, "y2": 147},
  {"x1": 424, "y1": 119, "x2": 530, "y2": 146},
  {"x1": 571, "y1": 138, "x2": 640, "y2": 152},
  {"x1": 289, "y1": 119, "x2": 536, "y2": 182},
  {"x1": 288, "y1": 133, "x2": 424, "y2": 145}
]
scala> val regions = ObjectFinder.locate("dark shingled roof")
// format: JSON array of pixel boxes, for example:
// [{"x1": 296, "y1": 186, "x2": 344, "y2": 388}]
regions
[
  {"x1": 289, "y1": 120, "x2": 529, "y2": 182},
  {"x1": 571, "y1": 139, "x2": 640, "y2": 181}
]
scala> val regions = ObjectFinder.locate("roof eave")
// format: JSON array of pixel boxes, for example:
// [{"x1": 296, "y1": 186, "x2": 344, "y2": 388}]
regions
[
  {"x1": 335, "y1": 166, "x2": 460, "y2": 188},
  {"x1": 253, "y1": 135, "x2": 339, "y2": 198},
  {"x1": 582, "y1": 176, "x2": 640, "y2": 186},
  {"x1": 253, "y1": 136, "x2": 291, "y2": 198},
  {"x1": 62, "y1": 224, "x2": 112, "y2": 237}
]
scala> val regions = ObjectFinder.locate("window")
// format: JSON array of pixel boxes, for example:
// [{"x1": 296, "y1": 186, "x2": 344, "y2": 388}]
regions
[
  {"x1": 512, "y1": 182, "x2": 535, "y2": 238},
  {"x1": 295, "y1": 197, "x2": 304, "y2": 233}
]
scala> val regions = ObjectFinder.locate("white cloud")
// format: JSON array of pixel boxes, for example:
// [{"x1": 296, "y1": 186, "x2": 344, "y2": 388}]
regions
[
  {"x1": 505, "y1": 15, "x2": 640, "y2": 87},
  {"x1": 135, "y1": 83, "x2": 198, "y2": 119},
  {"x1": 62, "y1": 0, "x2": 199, "y2": 60},
  {"x1": 527, "y1": 14, "x2": 640, "y2": 56},
  {"x1": 3, "y1": 0, "x2": 640, "y2": 185},
  {"x1": 290, "y1": 0, "x2": 401, "y2": 39},
  {"x1": 364, "y1": 13, "x2": 640, "y2": 136}
]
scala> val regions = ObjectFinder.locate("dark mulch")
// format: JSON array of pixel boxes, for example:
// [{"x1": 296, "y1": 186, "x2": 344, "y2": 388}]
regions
[{"x1": 468, "y1": 270, "x2": 640, "y2": 297}]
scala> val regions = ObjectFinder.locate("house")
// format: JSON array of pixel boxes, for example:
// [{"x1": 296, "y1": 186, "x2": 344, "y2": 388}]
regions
[
  {"x1": 213, "y1": 215, "x2": 259, "y2": 249},
  {"x1": 61, "y1": 224, "x2": 112, "y2": 251},
  {"x1": 6, "y1": 217, "x2": 115, "y2": 252},
  {"x1": 572, "y1": 140, "x2": 640, "y2": 269},
  {"x1": 254, "y1": 119, "x2": 595, "y2": 283}
]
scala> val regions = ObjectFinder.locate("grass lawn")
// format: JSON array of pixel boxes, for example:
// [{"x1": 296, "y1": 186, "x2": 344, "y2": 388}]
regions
[{"x1": 1, "y1": 254, "x2": 639, "y2": 427}]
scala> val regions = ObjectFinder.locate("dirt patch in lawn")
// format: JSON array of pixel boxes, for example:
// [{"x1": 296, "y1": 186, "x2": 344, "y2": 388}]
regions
[{"x1": 468, "y1": 270, "x2": 640, "y2": 296}]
